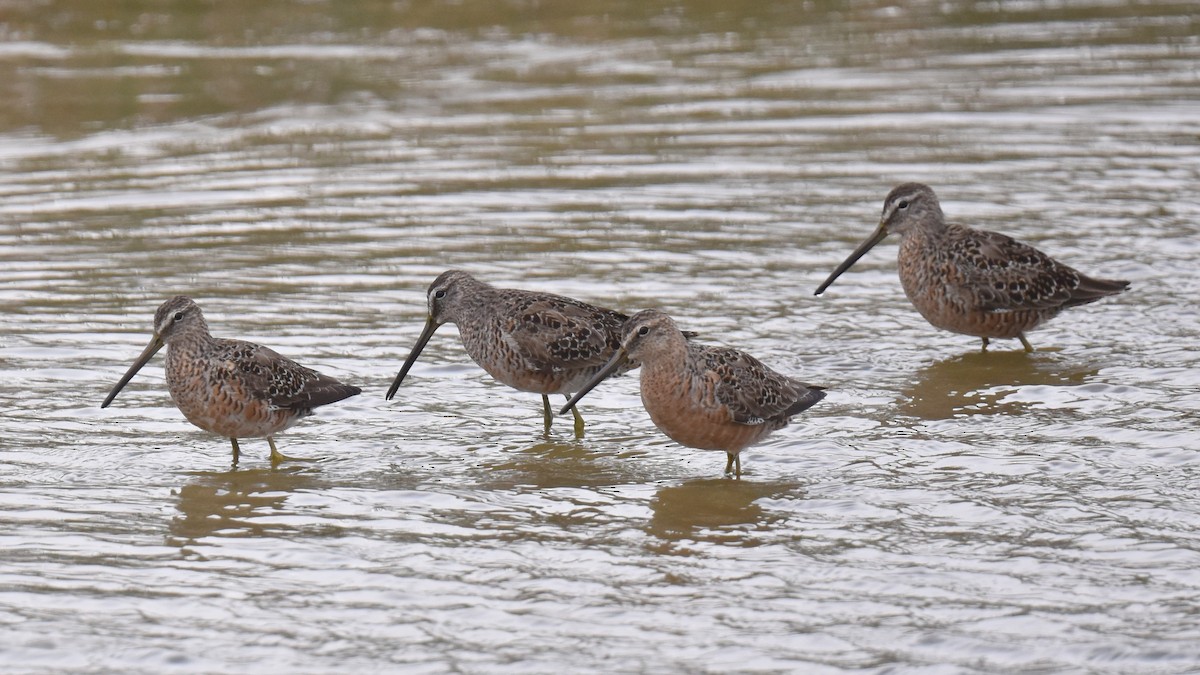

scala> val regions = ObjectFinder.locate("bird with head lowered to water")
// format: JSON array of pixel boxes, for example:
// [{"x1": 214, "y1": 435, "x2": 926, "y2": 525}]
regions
[{"x1": 560, "y1": 309, "x2": 826, "y2": 478}]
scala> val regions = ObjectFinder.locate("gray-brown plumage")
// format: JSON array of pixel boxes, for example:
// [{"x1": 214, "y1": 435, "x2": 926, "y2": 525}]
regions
[
  {"x1": 814, "y1": 183, "x2": 1130, "y2": 351},
  {"x1": 560, "y1": 309, "x2": 826, "y2": 477},
  {"x1": 101, "y1": 296, "x2": 360, "y2": 466},
  {"x1": 385, "y1": 270, "x2": 638, "y2": 436}
]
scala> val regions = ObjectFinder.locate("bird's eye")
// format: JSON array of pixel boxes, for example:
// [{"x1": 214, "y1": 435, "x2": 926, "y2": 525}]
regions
[
  {"x1": 433, "y1": 290, "x2": 447, "y2": 299},
  {"x1": 173, "y1": 311, "x2": 184, "y2": 321},
  {"x1": 637, "y1": 326, "x2": 650, "y2": 336},
  {"x1": 898, "y1": 200, "x2": 909, "y2": 210}
]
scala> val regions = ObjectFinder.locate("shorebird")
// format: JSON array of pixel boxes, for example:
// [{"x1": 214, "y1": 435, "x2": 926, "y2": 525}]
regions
[
  {"x1": 101, "y1": 296, "x2": 360, "y2": 466},
  {"x1": 385, "y1": 270, "x2": 637, "y2": 437},
  {"x1": 560, "y1": 309, "x2": 826, "y2": 477},
  {"x1": 814, "y1": 183, "x2": 1129, "y2": 351}
]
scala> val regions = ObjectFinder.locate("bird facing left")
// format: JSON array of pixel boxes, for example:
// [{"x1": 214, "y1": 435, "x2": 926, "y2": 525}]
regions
[{"x1": 101, "y1": 296, "x2": 361, "y2": 467}]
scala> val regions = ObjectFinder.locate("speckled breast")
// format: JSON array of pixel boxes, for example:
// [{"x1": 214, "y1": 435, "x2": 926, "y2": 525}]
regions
[
  {"x1": 897, "y1": 237, "x2": 1056, "y2": 339},
  {"x1": 166, "y1": 354, "x2": 302, "y2": 439}
]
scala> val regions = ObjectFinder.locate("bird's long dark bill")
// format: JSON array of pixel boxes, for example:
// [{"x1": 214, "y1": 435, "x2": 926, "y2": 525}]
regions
[
  {"x1": 385, "y1": 315, "x2": 439, "y2": 400},
  {"x1": 100, "y1": 334, "x2": 164, "y2": 408},
  {"x1": 813, "y1": 221, "x2": 890, "y2": 295},
  {"x1": 558, "y1": 347, "x2": 628, "y2": 416}
]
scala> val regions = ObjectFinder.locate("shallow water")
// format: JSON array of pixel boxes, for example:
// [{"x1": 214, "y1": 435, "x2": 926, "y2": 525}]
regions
[{"x1": 2, "y1": 1, "x2": 1199, "y2": 672}]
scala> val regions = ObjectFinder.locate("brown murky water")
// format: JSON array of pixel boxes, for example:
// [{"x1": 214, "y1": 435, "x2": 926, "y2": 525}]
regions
[{"x1": 2, "y1": 1, "x2": 1199, "y2": 672}]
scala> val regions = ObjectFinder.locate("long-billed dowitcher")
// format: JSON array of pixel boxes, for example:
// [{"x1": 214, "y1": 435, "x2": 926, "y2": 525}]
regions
[
  {"x1": 101, "y1": 296, "x2": 361, "y2": 466},
  {"x1": 385, "y1": 270, "x2": 642, "y2": 437},
  {"x1": 814, "y1": 183, "x2": 1130, "y2": 351},
  {"x1": 560, "y1": 309, "x2": 826, "y2": 477}
]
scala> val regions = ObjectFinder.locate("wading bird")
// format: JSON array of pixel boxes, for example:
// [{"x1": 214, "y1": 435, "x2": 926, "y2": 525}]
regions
[
  {"x1": 101, "y1": 296, "x2": 360, "y2": 466},
  {"x1": 814, "y1": 183, "x2": 1129, "y2": 351},
  {"x1": 561, "y1": 309, "x2": 826, "y2": 477}
]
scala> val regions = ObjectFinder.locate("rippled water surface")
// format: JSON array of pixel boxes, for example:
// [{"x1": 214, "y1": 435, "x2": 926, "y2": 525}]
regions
[{"x1": 3, "y1": 1, "x2": 1199, "y2": 672}]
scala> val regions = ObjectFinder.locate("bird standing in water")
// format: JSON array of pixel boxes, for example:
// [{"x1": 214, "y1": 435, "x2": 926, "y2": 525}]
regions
[
  {"x1": 385, "y1": 270, "x2": 637, "y2": 437},
  {"x1": 561, "y1": 309, "x2": 826, "y2": 477},
  {"x1": 814, "y1": 183, "x2": 1129, "y2": 351},
  {"x1": 101, "y1": 296, "x2": 360, "y2": 466}
]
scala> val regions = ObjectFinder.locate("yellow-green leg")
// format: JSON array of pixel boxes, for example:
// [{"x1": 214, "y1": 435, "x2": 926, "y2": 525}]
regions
[
  {"x1": 267, "y1": 436, "x2": 310, "y2": 466},
  {"x1": 724, "y1": 452, "x2": 742, "y2": 478},
  {"x1": 1018, "y1": 333, "x2": 1033, "y2": 352},
  {"x1": 565, "y1": 395, "x2": 585, "y2": 438},
  {"x1": 980, "y1": 337, "x2": 990, "y2": 351},
  {"x1": 542, "y1": 395, "x2": 553, "y2": 435},
  {"x1": 230, "y1": 438, "x2": 241, "y2": 467}
]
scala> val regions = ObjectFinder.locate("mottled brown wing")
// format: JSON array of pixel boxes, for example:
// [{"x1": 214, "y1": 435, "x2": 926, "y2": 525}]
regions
[
  {"x1": 701, "y1": 345, "x2": 825, "y2": 426},
  {"x1": 212, "y1": 339, "x2": 360, "y2": 412},
  {"x1": 502, "y1": 294, "x2": 628, "y2": 371},
  {"x1": 949, "y1": 226, "x2": 1082, "y2": 312}
]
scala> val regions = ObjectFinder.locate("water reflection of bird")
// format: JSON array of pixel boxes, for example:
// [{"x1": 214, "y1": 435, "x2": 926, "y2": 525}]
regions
[
  {"x1": 815, "y1": 183, "x2": 1129, "y2": 352},
  {"x1": 170, "y1": 467, "x2": 319, "y2": 541},
  {"x1": 647, "y1": 478, "x2": 800, "y2": 542},
  {"x1": 101, "y1": 296, "x2": 360, "y2": 467},
  {"x1": 561, "y1": 309, "x2": 826, "y2": 478},
  {"x1": 385, "y1": 270, "x2": 637, "y2": 437},
  {"x1": 899, "y1": 350, "x2": 1097, "y2": 420}
]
